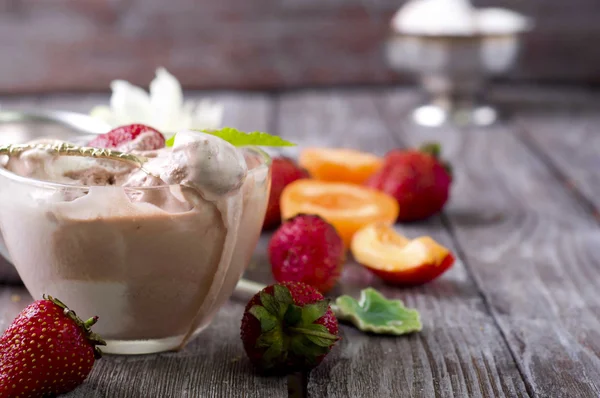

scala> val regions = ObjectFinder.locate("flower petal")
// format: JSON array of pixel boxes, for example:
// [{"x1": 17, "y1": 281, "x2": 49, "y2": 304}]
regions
[
  {"x1": 109, "y1": 80, "x2": 153, "y2": 126},
  {"x1": 89, "y1": 105, "x2": 115, "y2": 126},
  {"x1": 191, "y1": 99, "x2": 224, "y2": 129},
  {"x1": 150, "y1": 67, "x2": 184, "y2": 131}
]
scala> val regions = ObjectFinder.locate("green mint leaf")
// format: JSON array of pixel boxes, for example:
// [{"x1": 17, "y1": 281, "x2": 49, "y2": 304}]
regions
[
  {"x1": 301, "y1": 301, "x2": 329, "y2": 325},
  {"x1": 249, "y1": 305, "x2": 278, "y2": 332},
  {"x1": 334, "y1": 288, "x2": 422, "y2": 335},
  {"x1": 196, "y1": 127, "x2": 295, "y2": 147},
  {"x1": 165, "y1": 128, "x2": 294, "y2": 147},
  {"x1": 165, "y1": 135, "x2": 176, "y2": 147}
]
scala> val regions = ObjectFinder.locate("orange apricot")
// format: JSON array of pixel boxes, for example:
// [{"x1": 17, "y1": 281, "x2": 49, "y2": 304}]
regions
[
  {"x1": 280, "y1": 180, "x2": 399, "y2": 246},
  {"x1": 299, "y1": 148, "x2": 383, "y2": 184},
  {"x1": 351, "y1": 223, "x2": 454, "y2": 285}
]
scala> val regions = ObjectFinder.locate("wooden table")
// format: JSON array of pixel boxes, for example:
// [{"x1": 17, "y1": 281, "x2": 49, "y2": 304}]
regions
[{"x1": 1, "y1": 87, "x2": 599, "y2": 398}]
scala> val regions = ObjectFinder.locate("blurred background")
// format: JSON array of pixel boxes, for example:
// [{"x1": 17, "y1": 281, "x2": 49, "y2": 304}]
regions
[{"x1": 0, "y1": 0, "x2": 599, "y2": 94}]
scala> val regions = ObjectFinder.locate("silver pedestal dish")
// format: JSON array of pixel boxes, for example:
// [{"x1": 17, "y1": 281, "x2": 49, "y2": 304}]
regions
[{"x1": 386, "y1": 29, "x2": 528, "y2": 127}]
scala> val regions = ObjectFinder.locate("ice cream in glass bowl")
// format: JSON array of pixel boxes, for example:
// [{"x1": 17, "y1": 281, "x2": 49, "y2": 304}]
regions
[{"x1": 0, "y1": 129, "x2": 271, "y2": 355}]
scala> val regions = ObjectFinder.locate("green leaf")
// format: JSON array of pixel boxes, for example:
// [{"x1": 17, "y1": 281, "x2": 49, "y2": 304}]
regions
[
  {"x1": 284, "y1": 304, "x2": 302, "y2": 326},
  {"x1": 199, "y1": 127, "x2": 295, "y2": 147},
  {"x1": 301, "y1": 301, "x2": 329, "y2": 325},
  {"x1": 165, "y1": 134, "x2": 176, "y2": 147},
  {"x1": 419, "y1": 141, "x2": 441, "y2": 158},
  {"x1": 249, "y1": 305, "x2": 278, "y2": 333},
  {"x1": 334, "y1": 288, "x2": 422, "y2": 335},
  {"x1": 303, "y1": 324, "x2": 337, "y2": 347},
  {"x1": 273, "y1": 285, "x2": 294, "y2": 315},
  {"x1": 166, "y1": 128, "x2": 295, "y2": 147},
  {"x1": 289, "y1": 335, "x2": 328, "y2": 364},
  {"x1": 259, "y1": 291, "x2": 280, "y2": 317},
  {"x1": 259, "y1": 330, "x2": 285, "y2": 365}
]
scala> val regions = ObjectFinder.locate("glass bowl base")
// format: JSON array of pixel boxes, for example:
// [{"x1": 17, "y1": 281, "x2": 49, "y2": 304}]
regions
[{"x1": 101, "y1": 327, "x2": 207, "y2": 355}]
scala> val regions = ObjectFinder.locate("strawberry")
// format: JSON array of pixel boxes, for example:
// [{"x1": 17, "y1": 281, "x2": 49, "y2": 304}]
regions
[
  {"x1": 263, "y1": 157, "x2": 308, "y2": 230},
  {"x1": 269, "y1": 214, "x2": 345, "y2": 293},
  {"x1": 88, "y1": 123, "x2": 165, "y2": 150},
  {"x1": 0, "y1": 295, "x2": 105, "y2": 397},
  {"x1": 240, "y1": 282, "x2": 339, "y2": 373},
  {"x1": 365, "y1": 142, "x2": 452, "y2": 222}
]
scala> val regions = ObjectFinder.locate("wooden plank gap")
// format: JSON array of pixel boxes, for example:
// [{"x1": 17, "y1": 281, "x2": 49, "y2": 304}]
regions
[{"x1": 438, "y1": 212, "x2": 536, "y2": 398}]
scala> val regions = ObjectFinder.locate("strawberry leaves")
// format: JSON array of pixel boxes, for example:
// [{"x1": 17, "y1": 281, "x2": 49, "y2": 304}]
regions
[
  {"x1": 333, "y1": 288, "x2": 422, "y2": 335},
  {"x1": 419, "y1": 141, "x2": 452, "y2": 178},
  {"x1": 247, "y1": 285, "x2": 338, "y2": 370}
]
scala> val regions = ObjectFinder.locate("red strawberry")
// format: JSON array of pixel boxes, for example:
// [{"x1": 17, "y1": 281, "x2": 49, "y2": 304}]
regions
[
  {"x1": 88, "y1": 123, "x2": 165, "y2": 150},
  {"x1": 263, "y1": 157, "x2": 308, "y2": 230},
  {"x1": 365, "y1": 142, "x2": 452, "y2": 222},
  {"x1": 269, "y1": 214, "x2": 345, "y2": 293},
  {"x1": 0, "y1": 295, "x2": 105, "y2": 397},
  {"x1": 240, "y1": 282, "x2": 339, "y2": 373}
]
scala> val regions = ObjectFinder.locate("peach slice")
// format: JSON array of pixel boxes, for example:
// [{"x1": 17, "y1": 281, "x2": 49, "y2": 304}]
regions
[
  {"x1": 280, "y1": 180, "x2": 399, "y2": 247},
  {"x1": 299, "y1": 148, "x2": 383, "y2": 185},
  {"x1": 351, "y1": 223, "x2": 454, "y2": 285}
]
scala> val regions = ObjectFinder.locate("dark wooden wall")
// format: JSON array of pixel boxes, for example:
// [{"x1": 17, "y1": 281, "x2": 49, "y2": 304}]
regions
[{"x1": 1, "y1": 0, "x2": 599, "y2": 93}]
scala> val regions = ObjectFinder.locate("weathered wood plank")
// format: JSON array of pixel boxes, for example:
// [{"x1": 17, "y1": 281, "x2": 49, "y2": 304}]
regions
[
  {"x1": 510, "y1": 94, "x2": 600, "y2": 212},
  {"x1": 0, "y1": 93, "x2": 286, "y2": 398},
  {"x1": 277, "y1": 90, "x2": 529, "y2": 398},
  {"x1": 378, "y1": 89, "x2": 600, "y2": 398}
]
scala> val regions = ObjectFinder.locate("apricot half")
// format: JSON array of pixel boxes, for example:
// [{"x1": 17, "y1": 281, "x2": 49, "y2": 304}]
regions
[
  {"x1": 280, "y1": 180, "x2": 399, "y2": 247},
  {"x1": 351, "y1": 223, "x2": 454, "y2": 285},
  {"x1": 299, "y1": 148, "x2": 383, "y2": 185}
]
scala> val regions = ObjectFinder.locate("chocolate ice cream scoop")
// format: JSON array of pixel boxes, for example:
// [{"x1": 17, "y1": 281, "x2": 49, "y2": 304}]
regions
[{"x1": 148, "y1": 130, "x2": 247, "y2": 199}]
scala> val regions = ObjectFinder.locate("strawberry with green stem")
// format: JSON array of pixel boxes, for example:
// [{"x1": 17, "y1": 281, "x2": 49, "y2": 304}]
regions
[
  {"x1": 365, "y1": 142, "x2": 453, "y2": 222},
  {"x1": 241, "y1": 282, "x2": 339, "y2": 372},
  {"x1": 239, "y1": 280, "x2": 422, "y2": 372},
  {"x1": 0, "y1": 295, "x2": 105, "y2": 397}
]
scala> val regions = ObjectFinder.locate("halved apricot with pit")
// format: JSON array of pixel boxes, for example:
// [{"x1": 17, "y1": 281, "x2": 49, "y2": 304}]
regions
[
  {"x1": 351, "y1": 223, "x2": 454, "y2": 285},
  {"x1": 280, "y1": 180, "x2": 399, "y2": 246},
  {"x1": 299, "y1": 148, "x2": 383, "y2": 185}
]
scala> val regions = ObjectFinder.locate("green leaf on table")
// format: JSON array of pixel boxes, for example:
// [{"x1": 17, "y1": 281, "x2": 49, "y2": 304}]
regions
[
  {"x1": 334, "y1": 288, "x2": 422, "y2": 335},
  {"x1": 165, "y1": 127, "x2": 296, "y2": 147}
]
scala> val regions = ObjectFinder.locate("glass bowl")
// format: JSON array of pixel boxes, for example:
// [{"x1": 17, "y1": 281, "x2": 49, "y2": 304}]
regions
[{"x1": 0, "y1": 147, "x2": 270, "y2": 355}]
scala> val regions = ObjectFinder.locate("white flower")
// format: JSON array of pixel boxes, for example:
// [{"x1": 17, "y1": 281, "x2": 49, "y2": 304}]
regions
[{"x1": 90, "y1": 68, "x2": 224, "y2": 133}]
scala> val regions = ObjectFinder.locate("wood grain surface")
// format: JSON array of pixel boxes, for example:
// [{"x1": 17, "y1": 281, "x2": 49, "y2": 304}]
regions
[
  {"x1": 277, "y1": 91, "x2": 529, "y2": 398},
  {"x1": 514, "y1": 104, "x2": 600, "y2": 214},
  {"x1": 379, "y1": 88, "x2": 600, "y2": 398},
  {"x1": 1, "y1": 0, "x2": 600, "y2": 93},
  {"x1": 0, "y1": 87, "x2": 599, "y2": 397}
]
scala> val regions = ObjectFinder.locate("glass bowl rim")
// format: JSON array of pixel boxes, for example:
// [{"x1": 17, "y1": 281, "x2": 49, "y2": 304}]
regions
[{"x1": 0, "y1": 145, "x2": 271, "y2": 191}]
